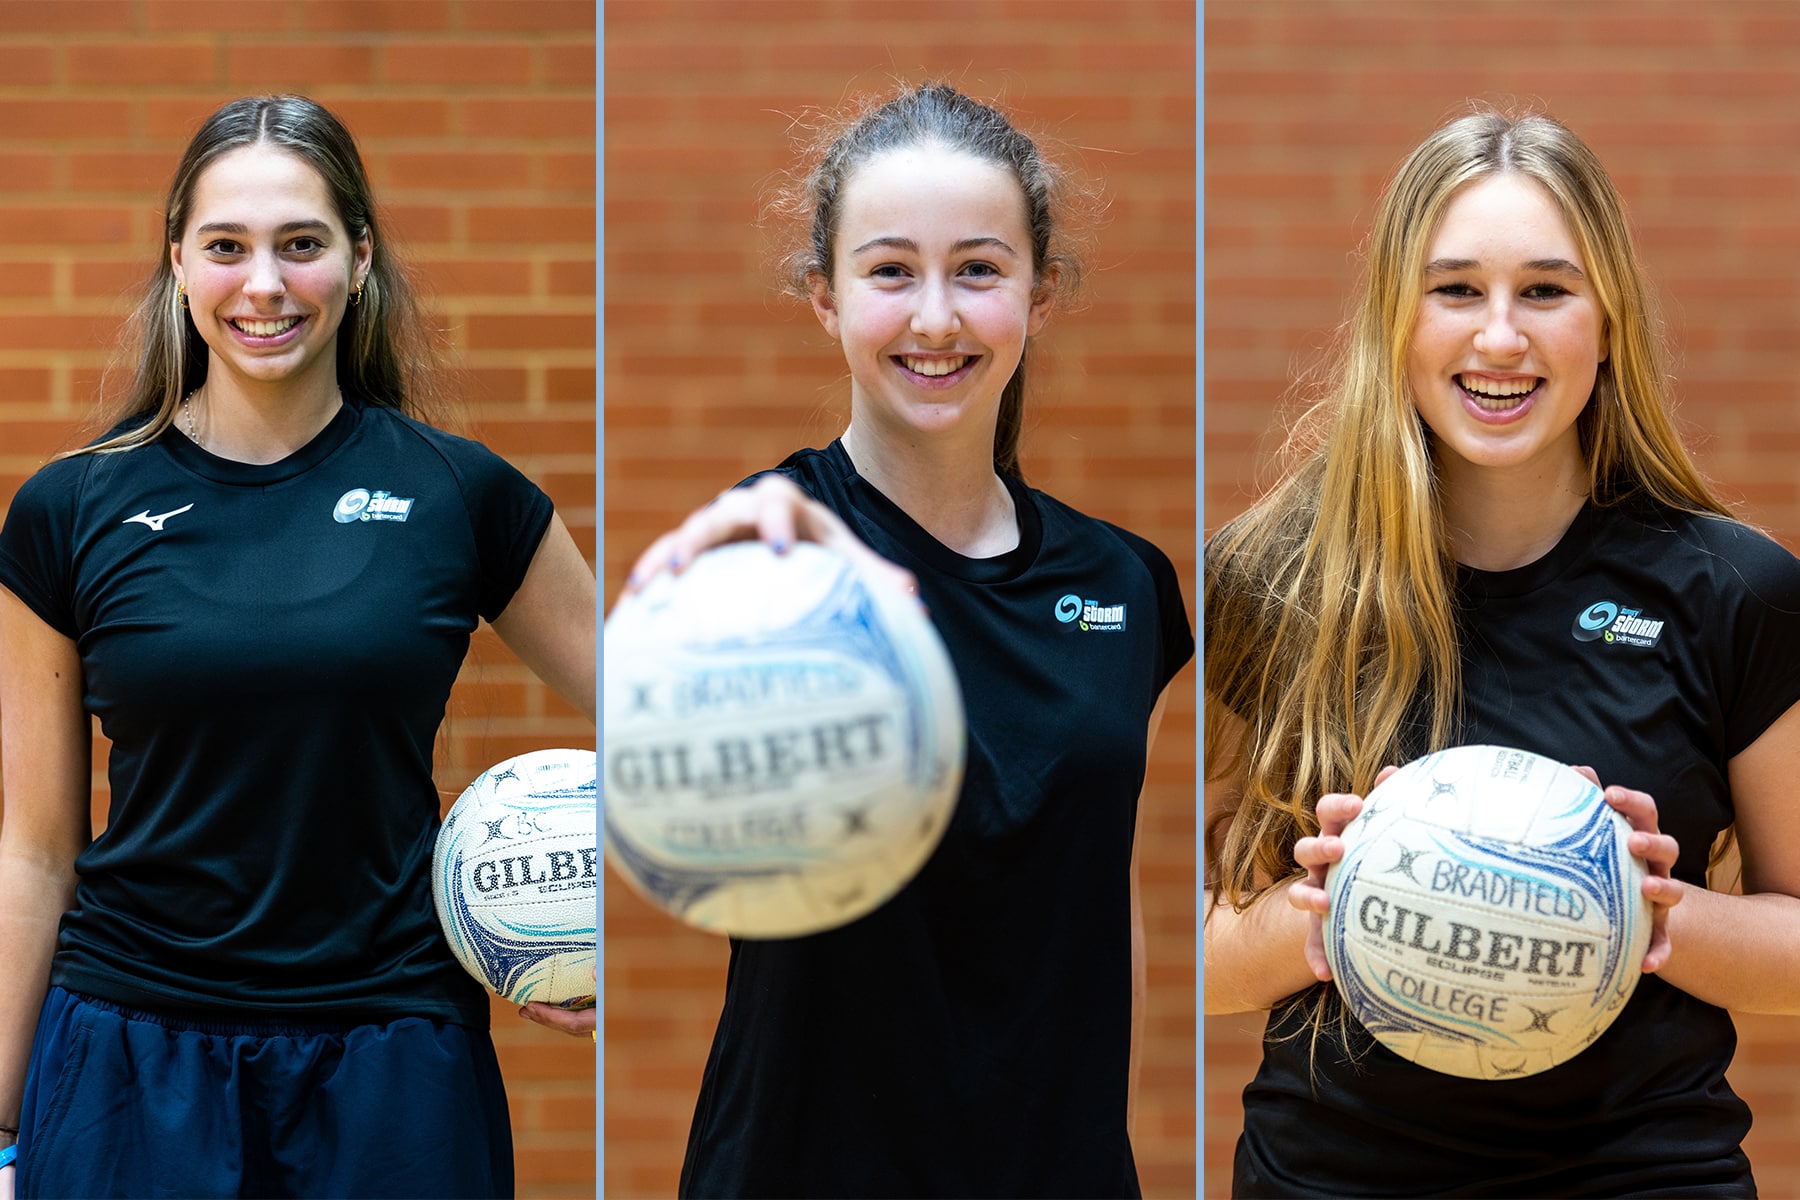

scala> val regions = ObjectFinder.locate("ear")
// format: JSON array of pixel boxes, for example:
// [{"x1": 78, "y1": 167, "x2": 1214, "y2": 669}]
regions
[
  {"x1": 169, "y1": 241, "x2": 184, "y2": 288},
  {"x1": 353, "y1": 228, "x2": 374, "y2": 291},
  {"x1": 807, "y1": 271, "x2": 840, "y2": 340},
  {"x1": 1027, "y1": 264, "x2": 1060, "y2": 337}
]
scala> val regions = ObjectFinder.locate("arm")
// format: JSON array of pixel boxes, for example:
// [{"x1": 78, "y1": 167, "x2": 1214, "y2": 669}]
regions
[
  {"x1": 490, "y1": 513, "x2": 597, "y2": 724},
  {"x1": 488, "y1": 516, "x2": 599, "y2": 1037},
  {"x1": 1126, "y1": 690, "x2": 1169, "y2": 1136},
  {"x1": 0, "y1": 587, "x2": 92, "y2": 1179},
  {"x1": 1653, "y1": 698, "x2": 1800, "y2": 1013},
  {"x1": 1201, "y1": 704, "x2": 1318, "y2": 1014}
]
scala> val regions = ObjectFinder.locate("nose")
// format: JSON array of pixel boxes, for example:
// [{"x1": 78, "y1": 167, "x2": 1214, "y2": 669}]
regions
[
  {"x1": 1473, "y1": 298, "x2": 1526, "y2": 359},
  {"x1": 910, "y1": 276, "x2": 960, "y2": 341},
  {"x1": 243, "y1": 249, "x2": 286, "y2": 304}
]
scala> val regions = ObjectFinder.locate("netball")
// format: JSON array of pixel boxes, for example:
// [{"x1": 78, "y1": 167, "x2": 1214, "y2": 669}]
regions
[
  {"x1": 603, "y1": 540, "x2": 965, "y2": 939},
  {"x1": 1322, "y1": 744, "x2": 1652, "y2": 1079},
  {"x1": 433, "y1": 749, "x2": 599, "y2": 1008}
]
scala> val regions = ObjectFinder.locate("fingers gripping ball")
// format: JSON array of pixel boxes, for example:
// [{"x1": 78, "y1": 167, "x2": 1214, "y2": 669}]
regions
[
  {"x1": 433, "y1": 749, "x2": 598, "y2": 1008},
  {"x1": 1323, "y1": 745, "x2": 1651, "y2": 1079},
  {"x1": 603, "y1": 541, "x2": 965, "y2": 938}
]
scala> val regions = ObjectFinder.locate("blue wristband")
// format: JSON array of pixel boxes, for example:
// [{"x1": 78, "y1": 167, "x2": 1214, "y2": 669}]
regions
[{"x1": 0, "y1": 1143, "x2": 16, "y2": 1169}]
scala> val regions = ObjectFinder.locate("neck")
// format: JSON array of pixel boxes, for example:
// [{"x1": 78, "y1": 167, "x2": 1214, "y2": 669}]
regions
[
  {"x1": 188, "y1": 363, "x2": 344, "y2": 465},
  {"x1": 840, "y1": 420, "x2": 1019, "y2": 558},
  {"x1": 1436, "y1": 444, "x2": 1588, "y2": 571}
]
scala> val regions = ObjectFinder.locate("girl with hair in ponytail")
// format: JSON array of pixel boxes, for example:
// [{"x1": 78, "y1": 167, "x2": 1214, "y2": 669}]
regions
[
  {"x1": 0, "y1": 95, "x2": 596, "y2": 1197},
  {"x1": 1206, "y1": 107, "x2": 1800, "y2": 1197},
  {"x1": 624, "y1": 83, "x2": 1192, "y2": 1197}
]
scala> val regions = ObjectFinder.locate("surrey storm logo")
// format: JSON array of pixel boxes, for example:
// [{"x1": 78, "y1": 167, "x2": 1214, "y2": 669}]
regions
[
  {"x1": 1571, "y1": 599, "x2": 1665, "y2": 648},
  {"x1": 1054, "y1": 592, "x2": 1126, "y2": 633},
  {"x1": 334, "y1": 488, "x2": 415, "y2": 524}
]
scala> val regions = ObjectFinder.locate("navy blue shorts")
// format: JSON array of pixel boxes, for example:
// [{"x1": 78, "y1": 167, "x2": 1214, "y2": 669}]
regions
[{"x1": 14, "y1": 987, "x2": 513, "y2": 1198}]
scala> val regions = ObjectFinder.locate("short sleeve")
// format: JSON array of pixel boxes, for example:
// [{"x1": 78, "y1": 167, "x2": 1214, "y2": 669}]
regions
[
  {"x1": 1708, "y1": 518, "x2": 1800, "y2": 757},
  {"x1": 430, "y1": 431, "x2": 556, "y2": 623},
  {"x1": 1110, "y1": 523, "x2": 1195, "y2": 700},
  {"x1": 0, "y1": 461, "x2": 84, "y2": 638}
]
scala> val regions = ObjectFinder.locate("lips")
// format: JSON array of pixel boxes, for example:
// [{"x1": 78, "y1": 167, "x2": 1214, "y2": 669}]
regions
[
  {"x1": 898, "y1": 354, "x2": 973, "y2": 377},
  {"x1": 1456, "y1": 373, "x2": 1541, "y2": 411},
  {"x1": 231, "y1": 316, "x2": 302, "y2": 338}
]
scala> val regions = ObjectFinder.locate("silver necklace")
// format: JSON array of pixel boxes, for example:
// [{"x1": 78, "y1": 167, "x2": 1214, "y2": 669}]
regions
[{"x1": 183, "y1": 389, "x2": 203, "y2": 449}]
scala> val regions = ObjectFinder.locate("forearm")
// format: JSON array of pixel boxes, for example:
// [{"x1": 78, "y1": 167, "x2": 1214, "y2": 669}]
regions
[
  {"x1": 1202, "y1": 881, "x2": 1318, "y2": 1014},
  {"x1": 1656, "y1": 883, "x2": 1800, "y2": 1015},
  {"x1": 0, "y1": 848, "x2": 77, "y2": 1137}
]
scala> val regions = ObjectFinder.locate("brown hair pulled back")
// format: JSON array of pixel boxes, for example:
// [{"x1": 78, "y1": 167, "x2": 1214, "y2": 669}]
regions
[{"x1": 775, "y1": 83, "x2": 1083, "y2": 479}]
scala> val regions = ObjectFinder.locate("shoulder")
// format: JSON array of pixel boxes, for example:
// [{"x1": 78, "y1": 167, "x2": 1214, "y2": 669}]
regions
[
  {"x1": 760, "y1": 445, "x2": 848, "y2": 499},
  {"x1": 359, "y1": 405, "x2": 545, "y2": 498},
  {"x1": 361, "y1": 404, "x2": 511, "y2": 469},
  {"x1": 734, "y1": 444, "x2": 856, "y2": 518},
  {"x1": 1028, "y1": 486, "x2": 1188, "y2": 598},
  {"x1": 1617, "y1": 501, "x2": 1800, "y2": 609},
  {"x1": 5, "y1": 437, "x2": 158, "y2": 519}
]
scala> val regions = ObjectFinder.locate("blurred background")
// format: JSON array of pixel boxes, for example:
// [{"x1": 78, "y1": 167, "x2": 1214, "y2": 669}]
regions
[
  {"x1": 1207, "y1": 2, "x2": 1800, "y2": 1196},
  {"x1": 0, "y1": 2, "x2": 595, "y2": 1195},
  {"x1": 604, "y1": 2, "x2": 1196, "y2": 1196}
]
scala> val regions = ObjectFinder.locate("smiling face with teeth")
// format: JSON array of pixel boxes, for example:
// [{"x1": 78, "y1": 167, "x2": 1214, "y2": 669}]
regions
[
  {"x1": 808, "y1": 145, "x2": 1052, "y2": 456},
  {"x1": 1406, "y1": 172, "x2": 1606, "y2": 492},
  {"x1": 171, "y1": 143, "x2": 372, "y2": 401}
]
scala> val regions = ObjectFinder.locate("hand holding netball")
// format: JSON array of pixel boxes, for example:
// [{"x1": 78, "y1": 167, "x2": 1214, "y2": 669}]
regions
[
  {"x1": 623, "y1": 474, "x2": 918, "y2": 606},
  {"x1": 1289, "y1": 766, "x2": 1395, "y2": 983},
  {"x1": 1291, "y1": 756, "x2": 1680, "y2": 980},
  {"x1": 605, "y1": 492, "x2": 964, "y2": 939},
  {"x1": 1293, "y1": 745, "x2": 1682, "y2": 1078}
]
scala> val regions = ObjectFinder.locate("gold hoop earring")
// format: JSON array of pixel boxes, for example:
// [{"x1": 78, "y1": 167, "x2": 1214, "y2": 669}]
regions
[
  {"x1": 349, "y1": 280, "x2": 365, "y2": 308},
  {"x1": 176, "y1": 282, "x2": 189, "y2": 311}
]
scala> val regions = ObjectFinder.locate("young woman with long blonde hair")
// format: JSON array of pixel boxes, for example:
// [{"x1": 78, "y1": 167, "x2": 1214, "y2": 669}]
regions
[{"x1": 1205, "y1": 109, "x2": 1800, "y2": 1196}]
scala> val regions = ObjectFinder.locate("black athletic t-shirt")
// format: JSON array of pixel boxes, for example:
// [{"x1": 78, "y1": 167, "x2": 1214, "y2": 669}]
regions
[
  {"x1": 678, "y1": 441, "x2": 1193, "y2": 1199},
  {"x1": 1232, "y1": 498, "x2": 1800, "y2": 1198},
  {"x1": 0, "y1": 400, "x2": 554, "y2": 1026}
]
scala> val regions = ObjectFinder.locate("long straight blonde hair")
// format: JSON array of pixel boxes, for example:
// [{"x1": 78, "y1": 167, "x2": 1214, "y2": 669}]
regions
[{"x1": 1206, "y1": 109, "x2": 1730, "y2": 917}]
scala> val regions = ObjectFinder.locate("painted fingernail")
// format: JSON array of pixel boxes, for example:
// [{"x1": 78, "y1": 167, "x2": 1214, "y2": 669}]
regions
[{"x1": 771, "y1": 538, "x2": 790, "y2": 553}]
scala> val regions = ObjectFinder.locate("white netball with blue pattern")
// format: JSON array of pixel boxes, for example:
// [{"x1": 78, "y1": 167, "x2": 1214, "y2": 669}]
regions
[
  {"x1": 1323, "y1": 744, "x2": 1651, "y2": 1079},
  {"x1": 433, "y1": 749, "x2": 597, "y2": 1007},
  {"x1": 603, "y1": 541, "x2": 964, "y2": 938}
]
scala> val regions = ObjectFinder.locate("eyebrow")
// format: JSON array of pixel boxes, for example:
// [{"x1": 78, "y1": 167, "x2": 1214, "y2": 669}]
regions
[
  {"x1": 849, "y1": 235, "x2": 1020, "y2": 257},
  {"x1": 193, "y1": 220, "x2": 333, "y2": 237},
  {"x1": 1425, "y1": 256, "x2": 1586, "y2": 277}
]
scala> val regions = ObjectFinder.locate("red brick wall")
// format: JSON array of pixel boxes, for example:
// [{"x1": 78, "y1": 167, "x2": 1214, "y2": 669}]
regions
[
  {"x1": 0, "y1": 3, "x2": 595, "y2": 1196},
  {"x1": 604, "y1": 2, "x2": 1196, "y2": 1196},
  {"x1": 1206, "y1": 2, "x2": 1800, "y2": 1196}
]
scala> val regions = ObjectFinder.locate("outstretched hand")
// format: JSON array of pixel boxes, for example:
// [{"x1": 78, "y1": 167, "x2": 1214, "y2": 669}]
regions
[
  {"x1": 519, "y1": 1000, "x2": 596, "y2": 1037},
  {"x1": 1571, "y1": 766, "x2": 1682, "y2": 973},
  {"x1": 519, "y1": 962, "x2": 598, "y2": 1038},
  {"x1": 1288, "y1": 765, "x2": 1397, "y2": 982},
  {"x1": 621, "y1": 474, "x2": 916, "y2": 604}
]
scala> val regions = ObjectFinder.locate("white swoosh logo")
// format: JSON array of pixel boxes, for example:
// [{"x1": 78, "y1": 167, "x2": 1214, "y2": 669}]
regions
[{"x1": 123, "y1": 503, "x2": 195, "y2": 532}]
